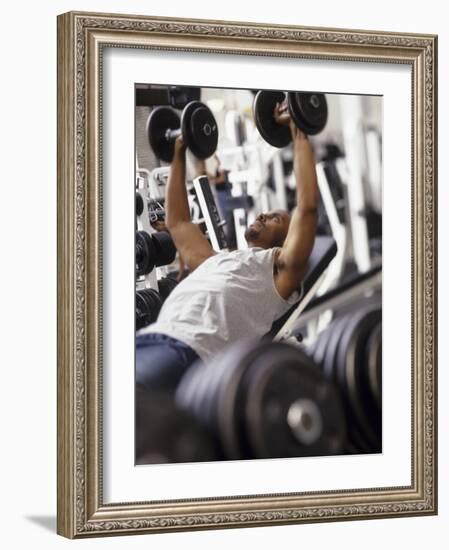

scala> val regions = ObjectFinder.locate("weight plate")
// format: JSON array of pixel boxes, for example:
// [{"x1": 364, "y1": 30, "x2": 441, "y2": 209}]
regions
[
  {"x1": 198, "y1": 352, "x2": 229, "y2": 428},
  {"x1": 176, "y1": 340, "x2": 256, "y2": 459},
  {"x1": 178, "y1": 338, "x2": 347, "y2": 460},
  {"x1": 153, "y1": 289, "x2": 163, "y2": 321},
  {"x1": 366, "y1": 322, "x2": 382, "y2": 410},
  {"x1": 136, "y1": 289, "x2": 158, "y2": 329},
  {"x1": 243, "y1": 342, "x2": 346, "y2": 458},
  {"x1": 135, "y1": 292, "x2": 150, "y2": 330},
  {"x1": 188, "y1": 348, "x2": 225, "y2": 427},
  {"x1": 176, "y1": 360, "x2": 204, "y2": 419},
  {"x1": 359, "y1": 321, "x2": 382, "y2": 440},
  {"x1": 253, "y1": 90, "x2": 291, "y2": 148},
  {"x1": 136, "y1": 288, "x2": 163, "y2": 326},
  {"x1": 146, "y1": 106, "x2": 180, "y2": 163},
  {"x1": 180, "y1": 360, "x2": 213, "y2": 425},
  {"x1": 319, "y1": 315, "x2": 374, "y2": 452},
  {"x1": 147, "y1": 289, "x2": 159, "y2": 322},
  {"x1": 349, "y1": 310, "x2": 382, "y2": 451},
  {"x1": 312, "y1": 324, "x2": 335, "y2": 368},
  {"x1": 177, "y1": 341, "x2": 239, "y2": 443},
  {"x1": 136, "y1": 231, "x2": 156, "y2": 276},
  {"x1": 181, "y1": 101, "x2": 219, "y2": 160},
  {"x1": 213, "y1": 339, "x2": 266, "y2": 459},
  {"x1": 322, "y1": 315, "x2": 350, "y2": 381},
  {"x1": 152, "y1": 231, "x2": 177, "y2": 267},
  {"x1": 136, "y1": 192, "x2": 144, "y2": 217},
  {"x1": 335, "y1": 307, "x2": 381, "y2": 452},
  {"x1": 288, "y1": 92, "x2": 328, "y2": 135},
  {"x1": 158, "y1": 276, "x2": 178, "y2": 302},
  {"x1": 203, "y1": 339, "x2": 276, "y2": 459},
  {"x1": 143, "y1": 289, "x2": 155, "y2": 323}
]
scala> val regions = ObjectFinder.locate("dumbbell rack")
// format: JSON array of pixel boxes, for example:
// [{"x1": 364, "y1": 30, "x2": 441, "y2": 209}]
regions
[
  {"x1": 137, "y1": 166, "x2": 167, "y2": 202},
  {"x1": 136, "y1": 175, "x2": 158, "y2": 293},
  {"x1": 136, "y1": 165, "x2": 229, "y2": 331},
  {"x1": 136, "y1": 166, "x2": 183, "y2": 332}
]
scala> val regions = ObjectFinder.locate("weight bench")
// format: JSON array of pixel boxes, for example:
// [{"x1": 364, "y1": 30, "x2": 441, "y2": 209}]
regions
[{"x1": 266, "y1": 235, "x2": 337, "y2": 341}]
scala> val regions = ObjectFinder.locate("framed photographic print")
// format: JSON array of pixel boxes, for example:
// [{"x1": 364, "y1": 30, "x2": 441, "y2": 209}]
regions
[{"x1": 57, "y1": 11, "x2": 438, "y2": 538}]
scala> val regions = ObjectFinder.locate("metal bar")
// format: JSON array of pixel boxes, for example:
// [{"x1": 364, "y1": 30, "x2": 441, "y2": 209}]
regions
[
  {"x1": 294, "y1": 270, "x2": 382, "y2": 327},
  {"x1": 274, "y1": 273, "x2": 327, "y2": 341}
]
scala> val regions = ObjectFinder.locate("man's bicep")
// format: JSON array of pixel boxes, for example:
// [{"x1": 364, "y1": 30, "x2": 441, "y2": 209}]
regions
[
  {"x1": 274, "y1": 209, "x2": 316, "y2": 299},
  {"x1": 170, "y1": 222, "x2": 215, "y2": 271},
  {"x1": 280, "y1": 207, "x2": 317, "y2": 270}
]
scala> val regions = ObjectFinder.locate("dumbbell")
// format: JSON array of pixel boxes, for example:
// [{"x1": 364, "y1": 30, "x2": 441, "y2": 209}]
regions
[
  {"x1": 152, "y1": 231, "x2": 176, "y2": 266},
  {"x1": 308, "y1": 305, "x2": 382, "y2": 453},
  {"x1": 136, "y1": 385, "x2": 219, "y2": 464},
  {"x1": 253, "y1": 90, "x2": 328, "y2": 148},
  {"x1": 158, "y1": 275, "x2": 178, "y2": 302},
  {"x1": 176, "y1": 339, "x2": 346, "y2": 460},
  {"x1": 136, "y1": 230, "x2": 177, "y2": 277},
  {"x1": 147, "y1": 101, "x2": 219, "y2": 163},
  {"x1": 136, "y1": 288, "x2": 163, "y2": 330},
  {"x1": 136, "y1": 191, "x2": 144, "y2": 216},
  {"x1": 136, "y1": 231, "x2": 156, "y2": 277}
]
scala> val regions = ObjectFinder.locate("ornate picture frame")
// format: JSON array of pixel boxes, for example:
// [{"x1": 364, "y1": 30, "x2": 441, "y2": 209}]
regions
[{"x1": 57, "y1": 11, "x2": 437, "y2": 538}]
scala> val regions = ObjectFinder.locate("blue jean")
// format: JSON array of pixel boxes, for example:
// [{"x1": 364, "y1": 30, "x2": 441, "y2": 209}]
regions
[{"x1": 136, "y1": 332, "x2": 200, "y2": 391}]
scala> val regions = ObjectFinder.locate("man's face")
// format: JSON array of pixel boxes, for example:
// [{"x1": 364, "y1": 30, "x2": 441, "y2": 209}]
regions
[{"x1": 244, "y1": 209, "x2": 291, "y2": 249}]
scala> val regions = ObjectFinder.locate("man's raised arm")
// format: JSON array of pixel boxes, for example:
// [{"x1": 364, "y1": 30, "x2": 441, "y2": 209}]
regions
[
  {"x1": 275, "y1": 119, "x2": 319, "y2": 299},
  {"x1": 164, "y1": 136, "x2": 215, "y2": 271}
]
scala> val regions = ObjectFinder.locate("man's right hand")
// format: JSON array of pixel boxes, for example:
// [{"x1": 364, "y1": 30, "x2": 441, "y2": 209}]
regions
[
  {"x1": 273, "y1": 102, "x2": 308, "y2": 144},
  {"x1": 290, "y1": 119, "x2": 307, "y2": 145},
  {"x1": 273, "y1": 101, "x2": 290, "y2": 127},
  {"x1": 173, "y1": 135, "x2": 187, "y2": 160}
]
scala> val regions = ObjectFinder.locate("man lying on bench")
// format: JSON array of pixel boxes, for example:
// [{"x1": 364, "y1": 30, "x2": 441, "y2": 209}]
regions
[
  {"x1": 266, "y1": 235, "x2": 337, "y2": 341},
  {"x1": 137, "y1": 110, "x2": 322, "y2": 392}
]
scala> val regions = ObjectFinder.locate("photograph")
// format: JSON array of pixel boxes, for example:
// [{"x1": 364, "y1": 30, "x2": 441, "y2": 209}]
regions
[{"x1": 134, "y1": 84, "x2": 383, "y2": 464}]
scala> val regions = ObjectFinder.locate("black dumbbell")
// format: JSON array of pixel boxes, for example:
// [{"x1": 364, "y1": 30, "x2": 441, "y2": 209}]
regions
[
  {"x1": 253, "y1": 90, "x2": 328, "y2": 147},
  {"x1": 366, "y1": 322, "x2": 382, "y2": 411},
  {"x1": 136, "y1": 230, "x2": 177, "y2": 277},
  {"x1": 147, "y1": 101, "x2": 219, "y2": 163},
  {"x1": 176, "y1": 339, "x2": 346, "y2": 460},
  {"x1": 136, "y1": 231, "x2": 156, "y2": 276},
  {"x1": 136, "y1": 192, "x2": 144, "y2": 217},
  {"x1": 136, "y1": 288, "x2": 163, "y2": 330},
  {"x1": 152, "y1": 231, "x2": 177, "y2": 267},
  {"x1": 158, "y1": 276, "x2": 178, "y2": 302}
]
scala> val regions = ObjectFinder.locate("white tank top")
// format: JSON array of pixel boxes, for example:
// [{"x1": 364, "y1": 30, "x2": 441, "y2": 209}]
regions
[{"x1": 141, "y1": 247, "x2": 301, "y2": 362}]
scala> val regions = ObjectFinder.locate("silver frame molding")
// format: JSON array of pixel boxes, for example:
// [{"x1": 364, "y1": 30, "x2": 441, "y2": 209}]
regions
[{"x1": 57, "y1": 11, "x2": 438, "y2": 538}]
